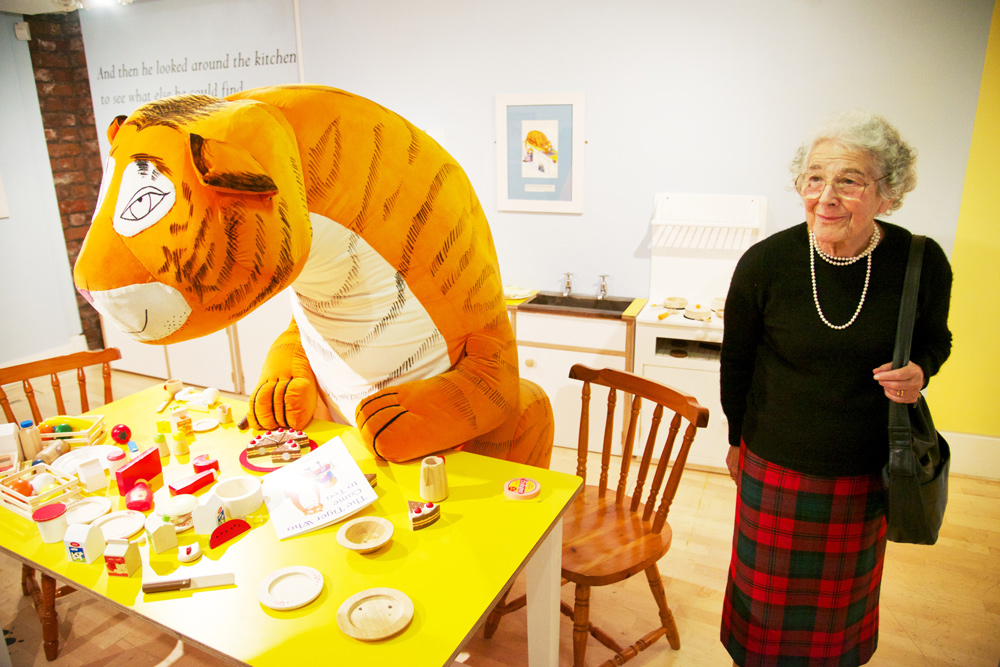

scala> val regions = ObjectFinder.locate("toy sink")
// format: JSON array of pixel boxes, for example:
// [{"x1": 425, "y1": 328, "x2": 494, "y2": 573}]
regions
[{"x1": 518, "y1": 292, "x2": 636, "y2": 318}]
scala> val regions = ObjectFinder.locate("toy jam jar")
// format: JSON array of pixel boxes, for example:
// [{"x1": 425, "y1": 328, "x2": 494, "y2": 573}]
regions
[{"x1": 32, "y1": 502, "x2": 68, "y2": 543}]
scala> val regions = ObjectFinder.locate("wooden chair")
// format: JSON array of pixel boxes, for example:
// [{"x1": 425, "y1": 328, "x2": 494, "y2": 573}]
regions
[
  {"x1": 0, "y1": 347, "x2": 121, "y2": 661},
  {"x1": 484, "y1": 363, "x2": 709, "y2": 667}
]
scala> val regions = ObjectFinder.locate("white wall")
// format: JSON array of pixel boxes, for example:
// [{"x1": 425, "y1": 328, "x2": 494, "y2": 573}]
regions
[
  {"x1": 4, "y1": 0, "x2": 994, "y2": 363},
  {"x1": 299, "y1": 0, "x2": 993, "y2": 299},
  {"x1": 79, "y1": 0, "x2": 300, "y2": 158},
  {"x1": 0, "y1": 11, "x2": 85, "y2": 365}
]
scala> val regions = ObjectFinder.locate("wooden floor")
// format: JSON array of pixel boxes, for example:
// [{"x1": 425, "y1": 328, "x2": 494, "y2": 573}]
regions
[{"x1": 2, "y1": 369, "x2": 999, "y2": 666}]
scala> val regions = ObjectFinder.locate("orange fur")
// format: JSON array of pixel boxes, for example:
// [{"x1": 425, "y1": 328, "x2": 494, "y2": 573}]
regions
[{"x1": 74, "y1": 85, "x2": 552, "y2": 465}]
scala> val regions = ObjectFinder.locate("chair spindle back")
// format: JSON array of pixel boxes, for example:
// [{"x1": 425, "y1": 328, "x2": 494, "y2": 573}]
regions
[
  {"x1": 1, "y1": 348, "x2": 122, "y2": 425},
  {"x1": 570, "y1": 363, "x2": 709, "y2": 534}
]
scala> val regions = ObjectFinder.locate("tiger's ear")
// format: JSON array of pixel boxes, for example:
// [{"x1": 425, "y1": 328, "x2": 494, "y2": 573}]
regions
[
  {"x1": 189, "y1": 134, "x2": 278, "y2": 195},
  {"x1": 107, "y1": 115, "x2": 128, "y2": 143}
]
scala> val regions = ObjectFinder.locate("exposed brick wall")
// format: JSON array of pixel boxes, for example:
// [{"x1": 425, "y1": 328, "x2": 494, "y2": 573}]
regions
[{"x1": 25, "y1": 11, "x2": 104, "y2": 350}]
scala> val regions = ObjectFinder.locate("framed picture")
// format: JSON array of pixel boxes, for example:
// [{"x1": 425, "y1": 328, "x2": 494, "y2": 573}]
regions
[{"x1": 495, "y1": 93, "x2": 585, "y2": 214}]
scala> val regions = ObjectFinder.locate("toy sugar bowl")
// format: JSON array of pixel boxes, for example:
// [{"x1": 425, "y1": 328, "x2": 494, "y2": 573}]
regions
[{"x1": 32, "y1": 502, "x2": 68, "y2": 543}]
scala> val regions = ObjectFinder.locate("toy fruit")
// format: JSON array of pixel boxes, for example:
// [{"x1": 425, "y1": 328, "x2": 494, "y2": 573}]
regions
[
  {"x1": 111, "y1": 424, "x2": 132, "y2": 445},
  {"x1": 38, "y1": 424, "x2": 54, "y2": 435},
  {"x1": 54, "y1": 423, "x2": 73, "y2": 439},
  {"x1": 7, "y1": 478, "x2": 33, "y2": 496}
]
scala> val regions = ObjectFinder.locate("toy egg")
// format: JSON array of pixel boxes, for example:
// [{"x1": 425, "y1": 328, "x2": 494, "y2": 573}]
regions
[{"x1": 29, "y1": 472, "x2": 57, "y2": 494}]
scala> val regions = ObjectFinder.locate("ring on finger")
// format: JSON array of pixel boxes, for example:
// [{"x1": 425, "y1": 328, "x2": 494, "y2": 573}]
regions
[{"x1": 897, "y1": 390, "x2": 904, "y2": 397}]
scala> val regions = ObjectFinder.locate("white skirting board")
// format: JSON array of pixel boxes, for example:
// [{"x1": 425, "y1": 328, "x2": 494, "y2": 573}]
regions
[{"x1": 943, "y1": 430, "x2": 1000, "y2": 481}]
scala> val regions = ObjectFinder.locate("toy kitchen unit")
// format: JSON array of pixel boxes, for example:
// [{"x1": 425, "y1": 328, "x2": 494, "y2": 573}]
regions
[{"x1": 633, "y1": 193, "x2": 767, "y2": 471}]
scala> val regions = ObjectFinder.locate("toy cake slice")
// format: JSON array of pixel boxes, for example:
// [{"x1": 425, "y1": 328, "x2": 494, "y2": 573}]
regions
[
  {"x1": 407, "y1": 500, "x2": 440, "y2": 530},
  {"x1": 247, "y1": 429, "x2": 310, "y2": 460}
]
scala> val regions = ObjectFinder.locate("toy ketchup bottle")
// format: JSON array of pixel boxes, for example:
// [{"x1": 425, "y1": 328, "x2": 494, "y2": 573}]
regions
[{"x1": 125, "y1": 479, "x2": 153, "y2": 512}]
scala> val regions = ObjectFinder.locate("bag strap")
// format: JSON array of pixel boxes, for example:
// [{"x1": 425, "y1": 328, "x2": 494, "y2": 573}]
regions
[
  {"x1": 891, "y1": 235, "x2": 926, "y2": 370},
  {"x1": 888, "y1": 235, "x2": 926, "y2": 475}
]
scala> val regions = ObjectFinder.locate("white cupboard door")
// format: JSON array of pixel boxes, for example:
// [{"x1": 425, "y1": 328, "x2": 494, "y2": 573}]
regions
[
  {"x1": 100, "y1": 315, "x2": 169, "y2": 379},
  {"x1": 636, "y1": 362, "x2": 727, "y2": 472},
  {"x1": 518, "y1": 345, "x2": 626, "y2": 454},
  {"x1": 164, "y1": 328, "x2": 239, "y2": 393},
  {"x1": 233, "y1": 289, "x2": 295, "y2": 396}
]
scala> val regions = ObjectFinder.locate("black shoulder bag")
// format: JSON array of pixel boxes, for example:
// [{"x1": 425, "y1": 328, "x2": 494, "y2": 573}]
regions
[{"x1": 882, "y1": 234, "x2": 950, "y2": 545}]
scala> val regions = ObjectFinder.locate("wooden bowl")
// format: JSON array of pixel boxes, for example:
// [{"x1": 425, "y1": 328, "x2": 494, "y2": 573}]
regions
[{"x1": 336, "y1": 516, "x2": 393, "y2": 554}]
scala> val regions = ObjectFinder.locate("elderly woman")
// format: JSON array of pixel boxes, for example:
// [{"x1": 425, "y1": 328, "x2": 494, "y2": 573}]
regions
[{"x1": 719, "y1": 110, "x2": 953, "y2": 666}]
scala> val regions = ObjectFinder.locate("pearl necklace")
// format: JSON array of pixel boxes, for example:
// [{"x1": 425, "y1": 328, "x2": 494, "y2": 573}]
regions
[{"x1": 809, "y1": 224, "x2": 880, "y2": 330}]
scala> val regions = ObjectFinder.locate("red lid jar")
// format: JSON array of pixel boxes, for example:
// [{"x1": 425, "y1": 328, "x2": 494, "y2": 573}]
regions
[{"x1": 32, "y1": 502, "x2": 68, "y2": 543}]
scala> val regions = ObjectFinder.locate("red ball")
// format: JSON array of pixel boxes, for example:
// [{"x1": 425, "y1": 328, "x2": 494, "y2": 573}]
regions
[{"x1": 111, "y1": 423, "x2": 131, "y2": 444}]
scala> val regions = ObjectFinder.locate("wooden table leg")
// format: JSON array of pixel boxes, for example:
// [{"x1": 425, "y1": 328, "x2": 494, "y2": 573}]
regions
[
  {"x1": 39, "y1": 573, "x2": 59, "y2": 661},
  {"x1": 21, "y1": 563, "x2": 32, "y2": 596},
  {"x1": 20, "y1": 563, "x2": 63, "y2": 661}
]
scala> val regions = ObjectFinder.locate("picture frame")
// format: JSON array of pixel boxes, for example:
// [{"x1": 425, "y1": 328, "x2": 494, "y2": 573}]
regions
[{"x1": 495, "y1": 93, "x2": 585, "y2": 214}]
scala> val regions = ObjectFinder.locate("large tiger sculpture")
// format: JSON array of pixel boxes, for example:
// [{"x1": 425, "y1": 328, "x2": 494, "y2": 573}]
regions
[{"x1": 73, "y1": 85, "x2": 553, "y2": 466}]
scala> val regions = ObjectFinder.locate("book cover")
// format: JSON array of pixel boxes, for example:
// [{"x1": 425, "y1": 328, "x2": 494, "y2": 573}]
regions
[{"x1": 260, "y1": 436, "x2": 377, "y2": 540}]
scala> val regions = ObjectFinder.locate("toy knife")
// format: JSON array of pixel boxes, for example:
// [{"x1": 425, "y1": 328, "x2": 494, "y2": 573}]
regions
[{"x1": 142, "y1": 572, "x2": 235, "y2": 594}]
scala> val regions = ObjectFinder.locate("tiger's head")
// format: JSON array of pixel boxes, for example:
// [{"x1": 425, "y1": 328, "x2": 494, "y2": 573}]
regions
[{"x1": 74, "y1": 95, "x2": 311, "y2": 344}]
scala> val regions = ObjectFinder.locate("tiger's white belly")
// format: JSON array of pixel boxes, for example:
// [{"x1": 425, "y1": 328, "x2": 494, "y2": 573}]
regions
[{"x1": 290, "y1": 213, "x2": 452, "y2": 425}]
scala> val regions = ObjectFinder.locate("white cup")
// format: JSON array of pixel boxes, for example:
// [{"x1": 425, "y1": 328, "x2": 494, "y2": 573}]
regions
[
  {"x1": 215, "y1": 476, "x2": 263, "y2": 519},
  {"x1": 216, "y1": 403, "x2": 233, "y2": 424},
  {"x1": 419, "y1": 456, "x2": 448, "y2": 503}
]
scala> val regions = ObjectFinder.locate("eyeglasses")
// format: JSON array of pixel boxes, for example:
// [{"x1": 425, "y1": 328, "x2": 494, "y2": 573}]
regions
[{"x1": 796, "y1": 172, "x2": 887, "y2": 201}]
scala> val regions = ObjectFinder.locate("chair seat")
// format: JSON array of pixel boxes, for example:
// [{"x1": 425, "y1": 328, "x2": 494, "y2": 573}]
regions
[{"x1": 562, "y1": 485, "x2": 673, "y2": 586}]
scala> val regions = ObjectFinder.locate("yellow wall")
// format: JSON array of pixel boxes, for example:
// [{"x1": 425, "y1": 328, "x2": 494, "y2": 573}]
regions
[{"x1": 930, "y1": 0, "x2": 1000, "y2": 436}]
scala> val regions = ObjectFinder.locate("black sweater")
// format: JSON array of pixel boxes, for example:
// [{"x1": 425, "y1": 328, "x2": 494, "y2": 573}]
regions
[{"x1": 720, "y1": 221, "x2": 952, "y2": 476}]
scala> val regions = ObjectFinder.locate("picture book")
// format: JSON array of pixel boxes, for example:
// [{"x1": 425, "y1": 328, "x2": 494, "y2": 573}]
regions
[{"x1": 260, "y1": 436, "x2": 377, "y2": 540}]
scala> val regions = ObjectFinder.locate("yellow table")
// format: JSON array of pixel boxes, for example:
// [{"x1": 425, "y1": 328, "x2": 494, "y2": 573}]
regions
[{"x1": 0, "y1": 384, "x2": 581, "y2": 666}]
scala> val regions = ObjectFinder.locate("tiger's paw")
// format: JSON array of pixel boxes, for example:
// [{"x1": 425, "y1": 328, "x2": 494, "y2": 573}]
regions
[
  {"x1": 248, "y1": 377, "x2": 317, "y2": 431},
  {"x1": 356, "y1": 391, "x2": 437, "y2": 462}
]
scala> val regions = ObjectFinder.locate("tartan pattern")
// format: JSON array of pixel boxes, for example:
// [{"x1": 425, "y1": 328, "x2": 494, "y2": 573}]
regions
[{"x1": 721, "y1": 444, "x2": 887, "y2": 667}]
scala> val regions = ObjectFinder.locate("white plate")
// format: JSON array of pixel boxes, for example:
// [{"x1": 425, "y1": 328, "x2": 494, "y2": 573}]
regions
[
  {"x1": 258, "y1": 566, "x2": 324, "y2": 611},
  {"x1": 63, "y1": 496, "x2": 112, "y2": 525},
  {"x1": 192, "y1": 418, "x2": 219, "y2": 432},
  {"x1": 91, "y1": 510, "x2": 145, "y2": 540},
  {"x1": 50, "y1": 445, "x2": 122, "y2": 475}
]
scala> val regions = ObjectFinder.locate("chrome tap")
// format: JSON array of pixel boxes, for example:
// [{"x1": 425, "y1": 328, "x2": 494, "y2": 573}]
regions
[
  {"x1": 598, "y1": 274, "x2": 609, "y2": 300},
  {"x1": 562, "y1": 272, "x2": 573, "y2": 297}
]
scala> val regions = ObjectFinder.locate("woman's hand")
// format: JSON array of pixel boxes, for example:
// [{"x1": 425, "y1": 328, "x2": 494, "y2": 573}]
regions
[
  {"x1": 873, "y1": 361, "x2": 924, "y2": 404},
  {"x1": 726, "y1": 445, "x2": 740, "y2": 488}
]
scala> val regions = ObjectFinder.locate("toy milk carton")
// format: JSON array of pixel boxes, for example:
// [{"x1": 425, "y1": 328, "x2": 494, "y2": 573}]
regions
[
  {"x1": 63, "y1": 524, "x2": 104, "y2": 564},
  {"x1": 104, "y1": 538, "x2": 140, "y2": 577},
  {"x1": 145, "y1": 514, "x2": 178, "y2": 554}
]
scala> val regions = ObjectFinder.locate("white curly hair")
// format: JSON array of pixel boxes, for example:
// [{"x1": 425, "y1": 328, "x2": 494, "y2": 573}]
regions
[{"x1": 790, "y1": 110, "x2": 917, "y2": 213}]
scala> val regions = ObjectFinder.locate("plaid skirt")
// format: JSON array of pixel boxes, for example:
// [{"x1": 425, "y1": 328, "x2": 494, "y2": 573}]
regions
[{"x1": 721, "y1": 443, "x2": 887, "y2": 667}]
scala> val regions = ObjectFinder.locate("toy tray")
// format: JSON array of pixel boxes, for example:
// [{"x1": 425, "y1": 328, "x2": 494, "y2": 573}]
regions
[
  {"x1": 39, "y1": 415, "x2": 105, "y2": 447},
  {"x1": 0, "y1": 462, "x2": 82, "y2": 519}
]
